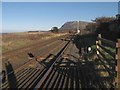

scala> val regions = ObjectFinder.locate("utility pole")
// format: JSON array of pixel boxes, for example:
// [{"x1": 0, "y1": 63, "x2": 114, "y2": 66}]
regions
[
  {"x1": 118, "y1": 1, "x2": 120, "y2": 14},
  {"x1": 77, "y1": 21, "x2": 80, "y2": 34}
]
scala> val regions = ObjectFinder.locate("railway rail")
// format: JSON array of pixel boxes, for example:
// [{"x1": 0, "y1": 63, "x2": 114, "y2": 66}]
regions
[
  {"x1": 2, "y1": 34, "x2": 69, "y2": 70},
  {"x1": 1, "y1": 34, "x2": 117, "y2": 89},
  {"x1": 1, "y1": 35, "x2": 73, "y2": 89},
  {"x1": 34, "y1": 37, "x2": 71, "y2": 89}
]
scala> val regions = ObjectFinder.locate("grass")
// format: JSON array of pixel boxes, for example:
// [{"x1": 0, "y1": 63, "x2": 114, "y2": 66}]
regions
[
  {"x1": 2, "y1": 39, "x2": 32, "y2": 52},
  {"x1": 100, "y1": 46, "x2": 116, "y2": 59},
  {"x1": 2, "y1": 32, "x2": 67, "y2": 53},
  {"x1": 95, "y1": 45, "x2": 116, "y2": 81},
  {"x1": 90, "y1": 42, "x2": 116, "y2": 59}
]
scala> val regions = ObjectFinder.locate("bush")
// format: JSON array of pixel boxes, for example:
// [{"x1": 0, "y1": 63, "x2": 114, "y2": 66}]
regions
[{"x1": 51, "y1": 27, "x2": 59, "y2": 33}]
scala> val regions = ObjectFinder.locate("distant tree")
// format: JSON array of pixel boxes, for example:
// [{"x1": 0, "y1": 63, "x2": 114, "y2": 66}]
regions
[
  {"x1": 86, "y1": 16, "x2": 119, "y2": 41},
  {"x1": 51, "y1": 27, "x2": 59, "y2": 33},
  {"x1": 85, "y1": 23, "x2": 97, "y2": 33},
  {"x1": 92, "y1": 17, "x2": 116, "y2": 33},
  {"x1": 93, "y1": 16, "x2": 115, "y2": 24}
]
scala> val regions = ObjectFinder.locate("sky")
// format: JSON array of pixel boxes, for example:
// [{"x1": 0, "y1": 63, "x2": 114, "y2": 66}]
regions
[
  {"x1": 1, "y1": 0, "x2": 120, "y2": 2},
  {"x1": 2, "y1": 2, "x2": 118, "y2": 33}
]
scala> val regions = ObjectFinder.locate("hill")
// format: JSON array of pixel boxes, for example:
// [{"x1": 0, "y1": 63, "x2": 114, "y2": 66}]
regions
[{"x1": 59, "y1": 21, "x2": 90, "y2": 32}]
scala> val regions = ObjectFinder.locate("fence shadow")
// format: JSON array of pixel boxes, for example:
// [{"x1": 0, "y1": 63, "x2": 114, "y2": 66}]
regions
[
  {"x1": 35, "y1": 42, "x2": 115, "y2": 89},
  {"x1": 55, "y1": 58, "x2": 108, "y2": 88},
  {"x1": 37, "y1": 53, "x2": 56, "y2": 67},
  {"x1": 39, "y1": 53, "x2": 115, "y2": 89},
  {"x1": 5, "y1": 61, "x2": 18, "y2": 89}
]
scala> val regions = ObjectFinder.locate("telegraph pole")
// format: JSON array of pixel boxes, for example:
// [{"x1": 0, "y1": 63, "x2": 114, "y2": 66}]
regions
[
  {"x1": 118, "y1": 1, "x2": 120, "y2": 14},
  {"x1": 77, "y1": 21, "x2": 80, "y2": 34}
]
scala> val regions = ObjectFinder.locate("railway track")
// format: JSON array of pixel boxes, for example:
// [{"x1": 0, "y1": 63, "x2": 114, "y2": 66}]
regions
[
  {"x1": 34, "y1": 38, "x2": 71, "y2": 89},
  {"x1": 2, "y1": 35, "x2": 72, "y2": 89},
  {"x1": 34, "y1": 38, "x2": 81, "y2": 89},
  {"x1": 2, "y1": 34, "x2": 115, "y2": 89},
  {"x1": 34, "y1": 37, "x2": 114, "y2": 89},
  {"x1": 2, "y1": 34, "x2": 69, "y2": 70}
]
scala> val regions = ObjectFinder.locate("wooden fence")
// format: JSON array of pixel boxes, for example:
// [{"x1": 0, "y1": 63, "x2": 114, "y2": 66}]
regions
[{"x1": 96, "y1": 34, "x2": 120, "y2": 88}]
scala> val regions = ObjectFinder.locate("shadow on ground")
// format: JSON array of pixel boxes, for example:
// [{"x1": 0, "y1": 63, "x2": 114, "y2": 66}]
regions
[
  {"x1": 38, "y1": 52, "x2": 115, "y2": 89},
  {"x1": 5, "y1": 61, "x2": 18, "y2": 89}
]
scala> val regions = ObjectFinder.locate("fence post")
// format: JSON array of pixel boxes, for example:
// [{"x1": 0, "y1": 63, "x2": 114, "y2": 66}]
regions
[
  {"x1": 96, "y1": 34, "x2": 101, "y2": 55},
  {"x1": 96, "y1": 40, "x2": 99, "y2": 55},
  {"x1": 115, "y1": 39, "x2": 120, "y2": 88},
  {"x1": 98, "y1": 34, "x2": 102, "y2": 45}
]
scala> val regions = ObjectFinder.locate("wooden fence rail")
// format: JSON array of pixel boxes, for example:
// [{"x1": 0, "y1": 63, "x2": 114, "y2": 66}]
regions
[{"x1": 96, "y1": 34, "x2": 120, "y2": 88}]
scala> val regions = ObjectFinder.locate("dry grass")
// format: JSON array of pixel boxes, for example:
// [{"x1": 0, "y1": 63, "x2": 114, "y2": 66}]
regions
[{"x1": 2, "y1": 32, "x2": 67, "y2": 53}]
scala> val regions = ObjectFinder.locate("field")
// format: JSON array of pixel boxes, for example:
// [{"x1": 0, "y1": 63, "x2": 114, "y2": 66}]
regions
[
  {"x1": 1, "y1": 32, "x2": 68, "y2": 71},
  {"x1": 2, "y1": 32, "x2": 66, "y2": 53}
]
